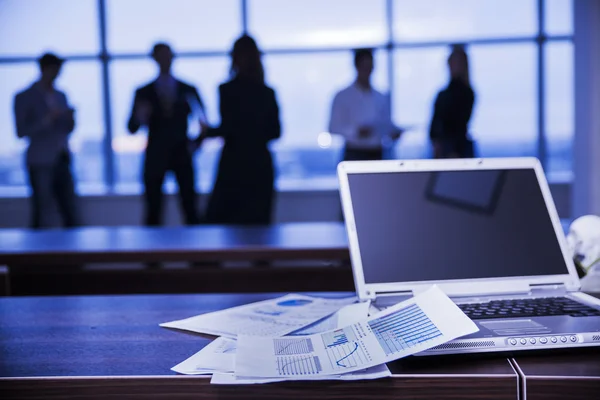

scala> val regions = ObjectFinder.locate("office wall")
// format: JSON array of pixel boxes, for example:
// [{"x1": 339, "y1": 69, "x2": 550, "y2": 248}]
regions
[
  {"x1": 0, "y1": 184, "x2": 570, "y2": 228},
  {"x1": 573, "y1": 0, "x2": 600, "y2": 218}
]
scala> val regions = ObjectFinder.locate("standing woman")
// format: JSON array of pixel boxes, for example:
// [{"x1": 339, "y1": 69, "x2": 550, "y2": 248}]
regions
[
  {"x1": 201, "y1": 35, "x2": 281, "y2": 225},
  {"x1": 429, "y1": 44, "x2": 476, "y2": 159}
]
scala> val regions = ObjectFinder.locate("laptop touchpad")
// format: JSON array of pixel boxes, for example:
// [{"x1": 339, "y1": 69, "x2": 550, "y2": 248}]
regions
[{"x1": 480, "y1": 319, "x2": 551, "y2": 335}]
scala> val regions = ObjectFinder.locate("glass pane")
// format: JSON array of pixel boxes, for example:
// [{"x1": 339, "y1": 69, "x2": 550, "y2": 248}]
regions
[
  {"x1": 110, "y1": 57, "x2": 230, "y2": 193},
  {"x1": 392, "y1": 47, "x2": 448, "y2": 159},
  {"x1": 545, "y1": 42, "x2": 574, "y2": 182},
  {"x1": 545, "y1": 0, "x2": 573, "y2": 36},
  {"x1": 393, "y1": 43, "x2": 537, "y2": 159},
  {"x1": 0, "y1": 64, "x2": 37, "y2": 187},
  {"x1": 0, "y1": 61, "x2": 104, "y2": 190},
  {"x1": 469, "y1": 44, "x2": 537, "y2": 157},
  {"x1": 264, "y1": 51, "x2": 388, "y2": 187},
  {"x1": 106, "y1": 0, "x2": 241, "y2": 53},
  {"x1": 248, "y1": 0, "x2": 387, "y2": 49},
  {"x1": 393, "y1": 0, "x2": 537, "y2": 42},
  {"x1": 0, "y1": 0, "x2": 99, "y2": 56}
]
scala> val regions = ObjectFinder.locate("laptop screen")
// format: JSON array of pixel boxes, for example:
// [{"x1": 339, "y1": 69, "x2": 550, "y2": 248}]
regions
[{"x1": 347, "y1": 168, "x2": 567, "y2": 284}]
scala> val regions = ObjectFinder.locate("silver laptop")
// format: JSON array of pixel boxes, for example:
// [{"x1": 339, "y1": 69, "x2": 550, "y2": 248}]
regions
[{"x1": 338, "y1": 157, "x2": 600, "y2": 355}]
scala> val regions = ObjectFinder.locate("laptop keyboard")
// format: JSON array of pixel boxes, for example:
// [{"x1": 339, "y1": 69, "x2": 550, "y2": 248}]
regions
[{"x1": 457, "y1": 297, "x2": 600, "y2": 320}]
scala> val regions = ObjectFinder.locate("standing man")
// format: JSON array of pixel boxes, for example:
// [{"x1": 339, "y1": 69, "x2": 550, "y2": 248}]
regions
[
  {"x1": 329, "y1": 48, "x2": 403, "y2": 161},
  {"x1": 14, "y1": 53, "x2": 79, "y2": 228},
  {"x1": 128, "y1": 42, "x2": 205, "y2": 226}
]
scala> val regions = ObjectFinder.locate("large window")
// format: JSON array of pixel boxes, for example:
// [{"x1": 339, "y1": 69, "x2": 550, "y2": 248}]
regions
[{"x1": 0, "y1": 0, "x2": 575, "y2": 193}]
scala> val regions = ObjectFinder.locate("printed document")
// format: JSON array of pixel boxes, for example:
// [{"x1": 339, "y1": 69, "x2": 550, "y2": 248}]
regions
[
  {"x1": 235, "y1": 286, "x2": 478, "y2": 379},
  {"x1": 160, "y1": 294, "x2": 356, "y2": 338},
  {"x1": 172, "y1": 337, "x2": 236, "y2": 375}
]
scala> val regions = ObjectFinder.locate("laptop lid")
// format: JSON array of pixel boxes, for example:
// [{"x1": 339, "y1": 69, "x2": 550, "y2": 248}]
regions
[{"x1": 338, "y1": 158, "x2": 580, "y2": 301}]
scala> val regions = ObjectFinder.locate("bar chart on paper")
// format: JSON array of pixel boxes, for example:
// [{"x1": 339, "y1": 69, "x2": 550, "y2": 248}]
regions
[{"x1": 368, "y1": 303, "x2": 442, "y2": 356}]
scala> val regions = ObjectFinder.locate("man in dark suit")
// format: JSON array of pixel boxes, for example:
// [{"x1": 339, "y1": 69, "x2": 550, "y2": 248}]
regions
[{"x1": 128, "y1": 43, "x2": 204, "y2": 226}]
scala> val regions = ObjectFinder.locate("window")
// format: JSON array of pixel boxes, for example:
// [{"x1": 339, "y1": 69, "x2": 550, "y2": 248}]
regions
[
  {"x1": 392, "y1": 47, "x2": 448, "y2": 159},
  {"x1": 248, "y1": 0, "x2": 387, "y2": 49},
  {"x1": 106, "y1": 0, "x2": 241, "y2": 53},
  {"x1": 393, "y1": 0, "x2": 537, "y2": 43},
  {"x1": 545, "y1": 0, "x2": 574, "y2": 36},
  {"x1": 0, "y1": 0, "x2": 577, "y2": 195},
  {"x1": 0, "y1": 0, "x2": 99, "y2": 56},
  {"x1": 0, "y1": 64, "x2": 38, "y2": 187},
  {"x1": 468, "y1": 44, "x2": 538, "y2": 157},
  {"x1": 545, "y1": 42, "x2": 574, "y2": 181}
]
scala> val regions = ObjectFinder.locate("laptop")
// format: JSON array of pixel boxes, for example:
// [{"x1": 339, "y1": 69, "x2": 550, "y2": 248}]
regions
[{"x1": 338, "y1": 157, "x2": 600, "y2": 355}]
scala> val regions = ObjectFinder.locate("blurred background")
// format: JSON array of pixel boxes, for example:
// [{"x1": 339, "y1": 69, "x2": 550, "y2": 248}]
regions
[{"x1": 0, "y1": 0, "x2": 578, "y2": 225}]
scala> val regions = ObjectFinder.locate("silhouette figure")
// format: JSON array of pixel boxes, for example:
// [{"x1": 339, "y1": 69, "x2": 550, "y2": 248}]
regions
[
  {"x1": 430, "y1": 44, "x2": 476, "y2": 159},
  {"x1": 13, "y1": 52, "x2": 79, "y2": 228},
  {"x1": 201, "y1": 35, "x2": 281, "y2": 225},
  {"x1": 128, "y1": 43, "x2": 205, "y2": 226},
  {"x1": 329, "y1": 48, "x2": 403, "y2": 161}
]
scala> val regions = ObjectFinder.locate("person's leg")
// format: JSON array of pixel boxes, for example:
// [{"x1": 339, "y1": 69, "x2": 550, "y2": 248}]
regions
[
  {"x1": 143, "y1": 159, "x2": 167, "y2": 226},
  {"x1": 172, "y1": 150, "x2": 200, "y2": 225},
  {"x1": 27, "y1": 166, "x2": 55, "y2": 228},
  {"x1": 53, "y1": 152, "x2": 80, "y2": 228}
]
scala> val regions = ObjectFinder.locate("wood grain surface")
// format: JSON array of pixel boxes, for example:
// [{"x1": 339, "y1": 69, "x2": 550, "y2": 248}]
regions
[{"x1": 0, "y1": 292, "x2": 518, "y2": 399}]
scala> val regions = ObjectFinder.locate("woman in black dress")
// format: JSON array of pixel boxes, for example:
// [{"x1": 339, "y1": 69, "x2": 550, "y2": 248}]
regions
[
  {"x1": 202, "y1": 35, "x2": 281, "y2": 225},
  {"x1": 429, "y1": 44, "x2": 476, "y2": 159}
]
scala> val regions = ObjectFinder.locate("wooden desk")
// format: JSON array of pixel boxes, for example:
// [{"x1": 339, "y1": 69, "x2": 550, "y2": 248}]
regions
[
  {"x1": 512, "y1": 350, "x2": 600, "y2": 400},
  {"x1": 0, "y1": 223, "x2": 354, "y2": 296},
  {"x1": 0, "y1": 292, "x2": 518, "y2": 399},
  {"x1": 0, "y1": 223, "x2": 349, "y2": 265}
]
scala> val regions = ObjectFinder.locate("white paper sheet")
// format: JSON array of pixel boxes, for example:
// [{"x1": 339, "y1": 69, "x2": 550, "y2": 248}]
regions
[
  {"x1": 290, "y1": 301, "x2": 371, "y2": 336},
  {"x1": 160, "y1": 294, "x2": 356, "y2": 338},
  {"x1": 210, "y1": 364, "x2": 392, "y2": 385},
  {"x1": 235, "y1": 286, "x2": 478, "y2": 379},
  {"x1": 171, "y1": 337, "x2": 236, "y2": 375}
]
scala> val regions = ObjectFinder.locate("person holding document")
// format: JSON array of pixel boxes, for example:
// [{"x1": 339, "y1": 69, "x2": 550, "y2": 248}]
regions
[
  {"x1": 328, "y1": 48, "x2": 403, "y2": 161},
  {"x1": 13, "y1": 52, "x2": 79, "y2": 228}
]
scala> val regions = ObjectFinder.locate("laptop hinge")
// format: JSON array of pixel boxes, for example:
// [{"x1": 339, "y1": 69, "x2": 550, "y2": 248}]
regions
[
  {"x1": 529, "y1": 283, "x2": 568, "y2": 295},
  {"x1": 371, "y1": 290, "x2": 412, "y2": 300}
]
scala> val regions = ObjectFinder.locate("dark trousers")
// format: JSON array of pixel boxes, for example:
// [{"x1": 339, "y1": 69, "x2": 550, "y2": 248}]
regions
[
  {"x1": 343, "y1": 147, "x2": 384, "y2": 161},
  {"x1": 143, "y1": 148, "x2": 200, "y2": 226},
  {"x1": 28, "y1": 151, "x2": 79, "y2": 229}
]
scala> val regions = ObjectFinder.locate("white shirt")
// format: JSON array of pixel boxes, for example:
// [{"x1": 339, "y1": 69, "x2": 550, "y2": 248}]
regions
[{"x1": 328, "y1": 82, "x2": 395, "y2": 150}]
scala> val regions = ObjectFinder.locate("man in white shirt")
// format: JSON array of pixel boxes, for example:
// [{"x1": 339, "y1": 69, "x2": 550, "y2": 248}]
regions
[{"x1": 328, "y1": 48, "x2": 403, "y2": 161}]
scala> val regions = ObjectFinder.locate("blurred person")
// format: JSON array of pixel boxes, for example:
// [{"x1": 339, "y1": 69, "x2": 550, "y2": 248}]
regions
[
  {"x1": 128, "y1": 42, "x2": 205, "y2": 226},
  {"x1": 329, "y1": 48, "x2": 403, "y2": 162},
  {"x1": 429, "y1": 44, "x2": 476, "y2": 159},
  {"x1": 13, "y1": 53, "x2": 79, "y2": 228},
  {"x1": 199, "y1": 35, "x2": 280, "y2": 225}
]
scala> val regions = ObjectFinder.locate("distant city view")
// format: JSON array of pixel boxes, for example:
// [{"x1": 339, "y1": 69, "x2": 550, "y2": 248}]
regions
[{"x1": 0, "y1": 135, "x2": 572, "y2": 195}]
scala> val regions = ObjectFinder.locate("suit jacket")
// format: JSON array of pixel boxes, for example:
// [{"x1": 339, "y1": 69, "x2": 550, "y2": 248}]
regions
[
  {"x1": 128, "y1": 78, "x2": 205, "y2": 159},
  {"x1": 13, "y1": 83, "x2": 75, "y2": 166}
]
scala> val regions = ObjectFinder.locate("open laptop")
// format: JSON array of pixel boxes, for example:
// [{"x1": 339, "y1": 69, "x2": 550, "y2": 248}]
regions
[{"x1": 338, "y1": 157, "x2": 600, "y2": 355}]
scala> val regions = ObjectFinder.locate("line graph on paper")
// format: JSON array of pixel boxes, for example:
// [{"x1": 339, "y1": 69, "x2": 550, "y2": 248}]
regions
[
  {"x1": 368, "y1": 303, "x2": 442, "y2": 356},
  {"x1": 321, "y1": 327, "x2": 370, "y2": 370}
]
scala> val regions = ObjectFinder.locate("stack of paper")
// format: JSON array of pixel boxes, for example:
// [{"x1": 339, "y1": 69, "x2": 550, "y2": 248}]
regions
[{"x1": 161, "y1": 287, "x2": 479, "y2": 384}]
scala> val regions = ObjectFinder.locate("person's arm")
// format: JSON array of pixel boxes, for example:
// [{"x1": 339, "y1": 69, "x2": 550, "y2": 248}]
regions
[
  {"x1": 204, "y1": 85, "x2": 235, "y2": 139},
  {"x1": 56, "y1": 92, "x2": 75, "y2": 134},
  {"x1": 328, "y1": 92, "x2": 354, "y2": 139},
  {"x1": 127, "y1": 89, "x2": 151, "y2": 134},
  {"x1": 265, "y1": 88, "x2": 281, "y2": 142},
  {"x1": 429, "y1": 92, "x2": 444, "y2": 141},
  {"x1": 13, "y1": 92, "x2": 53, "y2": 139}
]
